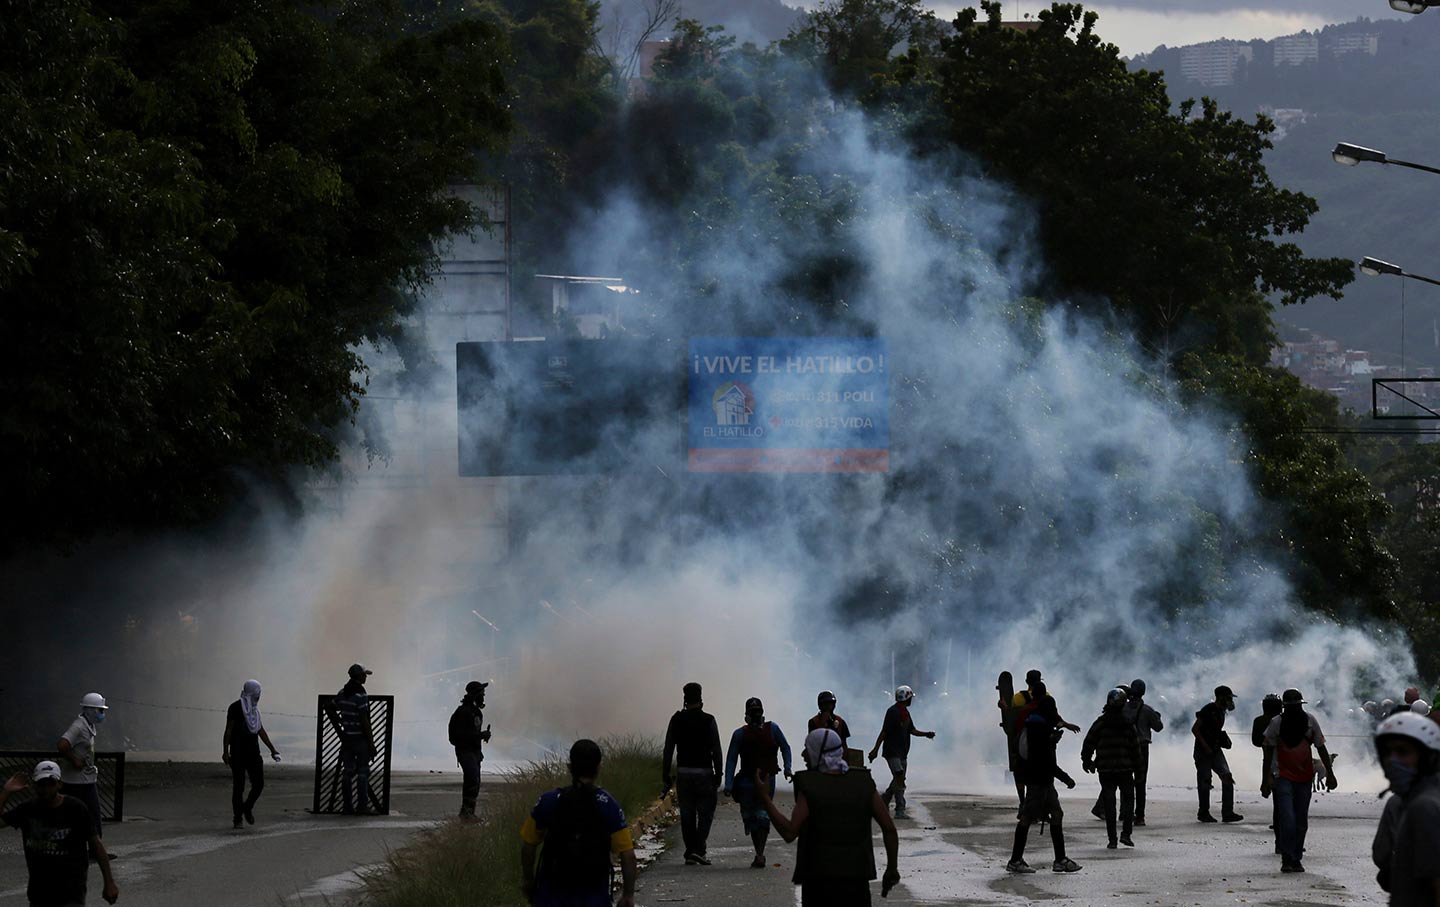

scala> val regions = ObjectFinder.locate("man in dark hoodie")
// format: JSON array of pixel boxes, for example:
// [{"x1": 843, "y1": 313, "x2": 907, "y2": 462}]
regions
[
  {"x1": 1007, "y1": 695, "x2": 1081, "y2": 874},
  {"x1": 335, "y1": 663, "x2": 375, "y2": 815},
  {"x1": 1082, "y1": 688, "x2": 1141, "y2": 849},
  {"x1": 448, "y1": 681, "x2": 491, "y2": 820},
  {"x1": 1192, "y1": 685, "x2": 1242, "y2": 824},
  {"x1": 662, "y1": 682, "x2": 724, "y2": 866}
]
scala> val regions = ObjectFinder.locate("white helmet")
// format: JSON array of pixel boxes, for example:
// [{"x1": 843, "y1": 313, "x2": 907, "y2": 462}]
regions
[
  {"x1": 895, "y1": 685, "x2": 914, "y2": 704},
  {"x1": 1413, "y1": 700, "x2": 1432, "y2": 717},
  {"x1": 80, "y1": 693, "x2": 108, "y2": 710},
  {"x1": 1375, "y1": 711, "x2": 1440, "y2": 753}
]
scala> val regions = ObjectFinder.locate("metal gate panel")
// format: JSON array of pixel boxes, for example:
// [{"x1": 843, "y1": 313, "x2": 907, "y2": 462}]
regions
[
  {"x1": 0, "y1": 751, "x2": 125, "y2": 821},
  {"x1": 311, "y1": 695, "x2": 394, "y2": 815}
]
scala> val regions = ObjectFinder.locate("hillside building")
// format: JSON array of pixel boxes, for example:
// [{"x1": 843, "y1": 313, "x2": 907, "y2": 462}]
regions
[{"x1": 1180, "y1": 40, "x2": 1253, "y2": 86}]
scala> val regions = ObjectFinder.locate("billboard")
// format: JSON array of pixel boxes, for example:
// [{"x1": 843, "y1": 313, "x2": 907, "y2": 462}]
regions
[
  {"x1": 456, "y1": 340, "x2": 680, "y2": 476},
  {"x1": 687, "y1": 337, "x2": 889, "y2": 473}
]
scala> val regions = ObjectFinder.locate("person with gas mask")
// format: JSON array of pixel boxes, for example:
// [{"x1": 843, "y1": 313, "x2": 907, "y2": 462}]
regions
[
  {"x1": 1082, "y1": 688, "x2": 1141, "y2": 849},
  {"x1": 756, "y1": 728, "x2": 902, "y2": 904},
  {"x1": 1370, "y1": 711, "x2": 1440, "y2": 906},
  {"x1": 57, "y1": 693, "x2": 108, "y2": 841},
  {"x1": 448, "y1": 681, "x2": 491, "y2": 820},
  {"x1": 868, "y1": 685, "x2": 936, "y2": 820},
  {"x1": 1192, "y1": 685, "x2": 1243, "y2": 824},
  {"x1": 1007, "y1": 694, "x2": 1080, "y2": 874},
  {"x1": 1261, "y1": 689, "x2": 1337, "y2": 873},
  {"x1": 724, "y1": 697, "x2": 793, "y2": 868}
]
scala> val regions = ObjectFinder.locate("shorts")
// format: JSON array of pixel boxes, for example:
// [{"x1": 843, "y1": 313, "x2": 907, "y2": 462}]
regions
[
  {"x1": 1021, "y1": 783, "x2": 1062, "y2": 823},
  {"x1": 732, "y1": 776, "x2": 775, "y2": 834}
]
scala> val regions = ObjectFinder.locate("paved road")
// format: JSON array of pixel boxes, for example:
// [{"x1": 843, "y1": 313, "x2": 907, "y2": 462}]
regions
[
  {"x1": 0, "y1": 761, "x2": 472, "y2": 906},
  {"x1": 639, "y1": 784, "x2": 1392, "y2": 907}
]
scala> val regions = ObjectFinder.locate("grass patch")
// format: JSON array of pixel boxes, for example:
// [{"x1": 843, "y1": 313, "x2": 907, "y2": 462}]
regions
[{"x1": 359, "y1": 736, "x2": 662, "y2": 907}]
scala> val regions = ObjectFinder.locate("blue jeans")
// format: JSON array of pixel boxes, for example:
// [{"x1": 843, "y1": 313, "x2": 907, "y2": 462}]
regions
[{"x1": 1274, "y1": 776, "x2": 1312, "y2": 864}]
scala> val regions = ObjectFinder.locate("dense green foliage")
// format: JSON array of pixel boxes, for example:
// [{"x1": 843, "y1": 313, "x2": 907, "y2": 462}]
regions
[{"x1": 0, "y1": 0, "x2": 510, "y2": 548}]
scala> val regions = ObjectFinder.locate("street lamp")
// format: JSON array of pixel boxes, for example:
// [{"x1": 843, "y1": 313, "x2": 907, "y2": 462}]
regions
[
  {"x1": 1389, "y1": 0, "x2": 1437, "y2": 13},
  {"x1": 1333, "y1": 142, "x2": 1440, "y2": 175},
  {"x1": 1359, "y1": 257, "x2": 1440, "y2": 287}
]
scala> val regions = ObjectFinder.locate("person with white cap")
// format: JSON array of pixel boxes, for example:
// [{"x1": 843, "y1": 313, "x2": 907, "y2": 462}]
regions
[
  {"x1": 57, "y1": 693, "x2": 108, "y2": 841},
  {"x1": 1370, "y1": 711, "x2": 1440, "y2": 905},
  {"x1": 223, "y1": 679, "x2": 281, "y2": 828},
  {"x1": 2, "y1": 760, "x2": 119, "y2": 905},
  {"x1": 868, "y1": 685, "x2": 936, "y2": 821},
  {"x1": 756, "y1": 728, "x2": 902, "y2": 903},
  {"x1": 335, "y1": 664, "x2": 375, "y2": 815},
  {"x1": 1262, "y1": 688, "x2": 1337, "y2": 873},
  {"x1": 1411, "y1": 700, "x2": 1432, "y2": 718}
]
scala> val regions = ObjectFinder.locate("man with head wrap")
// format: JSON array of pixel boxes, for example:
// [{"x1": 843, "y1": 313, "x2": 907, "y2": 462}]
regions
[
  {"x1": 224, "y1": 680, "x2": 281, "y2": 828},
  {"x1": 57, "y1": 693, "x2": 108, "y2": 841},
  {"x1": 757, "y1": 728, "x2": 901, "y2": 904}
]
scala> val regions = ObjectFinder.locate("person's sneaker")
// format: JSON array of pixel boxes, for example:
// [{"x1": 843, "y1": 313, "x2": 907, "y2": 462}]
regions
[
  {"x1": 893, "y1": 808, "x2": 910, "y2": 820},
  {"x1": 1222, "y1": 813, "x2": 1244, "y2": 823},
  {"x1": 1281, "y1": 861, "x2": 1300, "y2": 873},
  {"x1": 1293, "y1": 862, "x2": 1305, "y2": 873},
  {"x1": 1119, "y1": 835, "x2": 1134, "y2": 847},
  {"x1": 691, "y1": 854, "x2": 712, "y2": 866},
  {"x1": 1197, "y1": 811, "x2": 1218, "y2": 823},
  {"x1": 1052, "y1": 858, "x2": 1082, "y2": 873},
  {"x1": 1133, "y1": 816, "x2": 1146, "y2": 827},
  {"x1": 683, "y1": 852, "x2": 700, "y2": 865},
  {"x1": 1006, "y1": 859, "x2": 1036, "y2": 874},
  {"x1": 233, "y1": 816, "x2": 243, "y2": 829},
  {"x1": 243, "y1": 807, "x2": 255, "y2": 826},
  {"x1": 1091, "y1": 804, "x2": 1105, "y2": 820},
  {"x1": 1106, "y1": 841, "x2": 1118, "y2": 850},
  {"x1": 750, "y1": 854, "x2": 766, "y2": 869}
]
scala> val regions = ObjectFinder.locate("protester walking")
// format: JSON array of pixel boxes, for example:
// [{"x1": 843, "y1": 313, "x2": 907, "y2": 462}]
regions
[
  {"x1": 520, "y1": 739, "x2": 637, "y2": 907},
  {"x1": 1007, "y1": 695, "x2": 1080, "y2": 874},
  {"x1": 1082, "y1": 688, "x2": 1141, "y2": 849},
  {"x1": 807, "y1": 691, "x2": 852, "y2": 749},
  {"x1": 335, "y1": 663, "x2": 375, "y2": 815},
  {"x1": 2, "y1": 761, "x2": 119, "y2": 905},
  {"x1": 447, "y1": 681, "x2": 490, "y2": 821},
  {"x1": 57, "y1": 693, "x2": 107, "y2": 841},
  {"x1": 1192, "y1": 685, "x2": 1243, "y2": 823},
  {"x1": 868, "y1": 685, "x2": 936, "y2": 820},
  {"x1": 662, "y1": 682, "x2": 723, "y2": 865},
  {"x1": 1126, "y1": 679, "x2": 1163, "y2": 825},
  {"x1": 756, "y1": 728, "x2": 901, "y2": 905},
  {"x1": 998, "y1": 672, "x2": 1025, "y2": 815},
  {"x1": 724, "y1": 697, "x2": 793, "y2": 868},
  {"x1": 1252, "y1": 692, "x2": 1283, "y2": 841},
  {"x1": 1370, "y1": 711, "x2": 1440, "y2": 905},
  {"x1": 223, "y1": 680, "x2": 281, "y2": 828},
  {"x1": 1261, "y1": 689, "x2": 1337, "y2": 873}
]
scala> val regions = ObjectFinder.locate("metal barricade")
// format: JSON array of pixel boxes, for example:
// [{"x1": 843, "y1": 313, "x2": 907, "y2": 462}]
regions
[
  {"x1": 0, "y1": 750, "x2": 125, "y2": 821},
  {"x1": 311, "y1": 694, "x2": 394, "y2": 815}
]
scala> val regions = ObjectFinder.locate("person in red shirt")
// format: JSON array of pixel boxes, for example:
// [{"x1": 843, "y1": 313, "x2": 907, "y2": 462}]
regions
[{"x1": 1261, "y1": 689, "x2": 1337, "y2": 873}]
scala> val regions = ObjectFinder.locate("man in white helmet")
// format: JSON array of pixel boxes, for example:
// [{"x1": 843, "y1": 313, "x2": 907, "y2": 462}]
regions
[
  {"x1": 867, "y1": 685, "x2": 936, "y2": 820},
  {"x1": 1371, "y1": 712, "x2": 1440, "y2": 906},
  {"x1": 2, "y1": 760, "x2": 119, "y2": 905},
  {"x1": 57, "y1": 693, "x2": 108, "y2": 841}
]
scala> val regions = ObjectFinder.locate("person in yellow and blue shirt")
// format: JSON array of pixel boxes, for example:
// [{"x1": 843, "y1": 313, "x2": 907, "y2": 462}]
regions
[{"x1": 521, "y1": 739, "x2": 636, "y2": 907}]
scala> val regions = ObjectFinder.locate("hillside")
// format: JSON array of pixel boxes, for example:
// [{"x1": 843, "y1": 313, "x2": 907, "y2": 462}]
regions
[
  {"x1": 600, "y1": 0, "x2": 802, "y2": 46},
  {"x1": 1135, "y1": 14, "x2": 1440, "y2": 371}
]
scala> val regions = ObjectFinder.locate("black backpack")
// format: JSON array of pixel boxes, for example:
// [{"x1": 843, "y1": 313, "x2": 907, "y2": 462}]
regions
[{"x1": 537, "y1": 785, "x2": 613, "y2": 891}]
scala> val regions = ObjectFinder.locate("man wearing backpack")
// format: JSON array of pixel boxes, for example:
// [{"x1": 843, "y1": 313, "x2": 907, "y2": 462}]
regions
[
  {"x1": 448, "y1": 681, "x2": 491, "y2": 820},
  {"x1": 1082, "y1": 689, "x2": 1141, "y2": 849},
  {"x1": 520, "y1": 739, "x2": 636, "y2": 907},
  {"x1": 1261, "y1": 689, "x2": 1337, "y2": 873},
  {"x1": 724, "y1": 697, "x2": 793, "y2": 869},
  {"x1": 1007, "y1": 695, "x2": 1081, "y2": 874},
  {"x1": 661, "y1": 682, "x2": 723, "y2": 865}
]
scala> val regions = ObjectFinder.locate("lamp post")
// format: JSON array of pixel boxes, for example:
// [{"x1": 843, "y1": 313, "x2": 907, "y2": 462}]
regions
[
  {"x1": 1359, "y1": 257, "x2": 1440, "y2": 288},
  {"x1": 1389, "y1": 0, "x2": 1437, "y2": 13},
  {"x1": 1333, "y1": 143, "x2": 1440, "y2": 175}
]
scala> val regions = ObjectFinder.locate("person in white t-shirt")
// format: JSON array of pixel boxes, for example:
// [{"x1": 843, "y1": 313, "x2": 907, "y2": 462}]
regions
[{"x1": 57, "y1": 693, "x2": 108, "y2": 840}]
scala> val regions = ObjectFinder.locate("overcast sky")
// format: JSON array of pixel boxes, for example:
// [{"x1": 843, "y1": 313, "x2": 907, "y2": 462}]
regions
[{"x1": 902, "y1": 2, "x2": 1407, "y2": 55}]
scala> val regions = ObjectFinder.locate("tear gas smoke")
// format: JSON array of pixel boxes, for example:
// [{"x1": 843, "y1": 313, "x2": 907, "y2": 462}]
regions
[{"x1": 0, "y1": 71, "x2": 1416, "y2": 796}]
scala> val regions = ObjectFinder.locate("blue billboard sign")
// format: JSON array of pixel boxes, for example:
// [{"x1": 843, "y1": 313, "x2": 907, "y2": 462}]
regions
[{"x1": 687, "y1": 337, "x2": 889, "y2": 473}]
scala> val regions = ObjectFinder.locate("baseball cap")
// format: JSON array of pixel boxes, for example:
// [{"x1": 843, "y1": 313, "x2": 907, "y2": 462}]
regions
[
  {"x1": 1282, "y1": 688, "x2": 1306, "y2": 705},
  {"x1": 1215, "y1": 685, "x2": 1235, "y2": 700},
  {"x1": 348, "y1": 663, "x2": 373, "y2": 680},
  {"x1": 33, "y1": 761, "x2": 62, "y2": 783},
  {"x1": 1025, "y1": 669, "x2": 1043, "y2": 684},
  {"x1": 464, "y1": 681, "x2": 489, "y2": 697}
]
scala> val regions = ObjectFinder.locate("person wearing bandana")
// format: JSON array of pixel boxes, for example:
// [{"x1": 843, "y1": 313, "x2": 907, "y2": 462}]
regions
[
  {"x1": 223, "y1": 680, "x2": 281, "y2": 828},
  {"x1": 757, "y1": 728, "x2": 901, "y2": 904}
]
